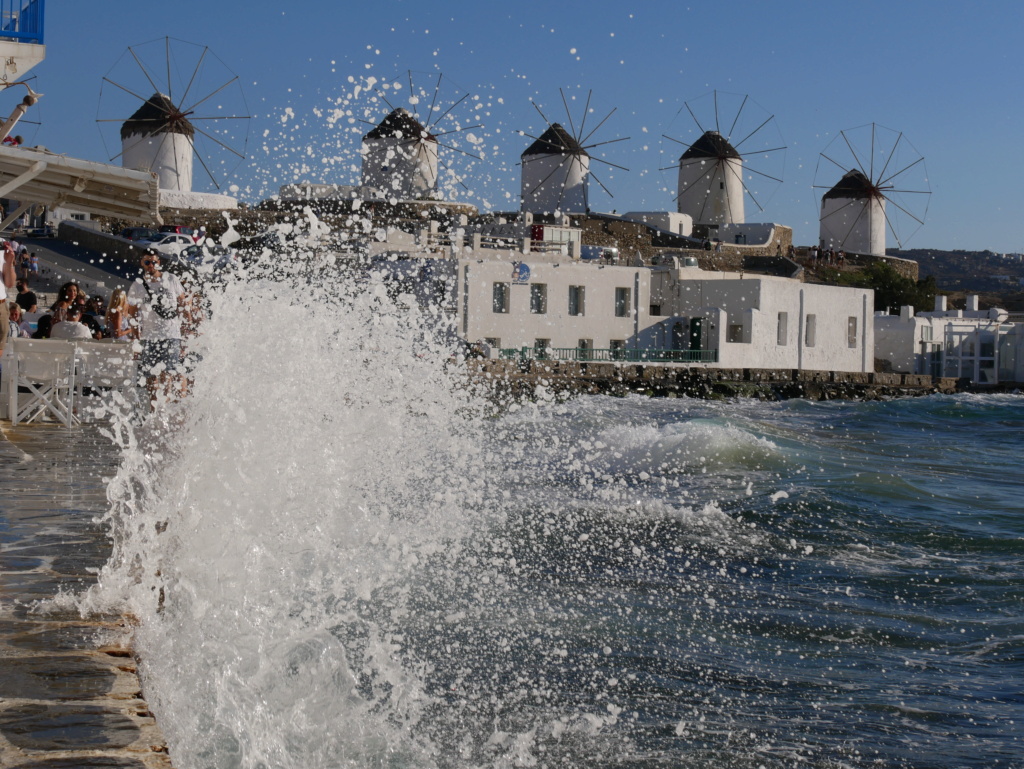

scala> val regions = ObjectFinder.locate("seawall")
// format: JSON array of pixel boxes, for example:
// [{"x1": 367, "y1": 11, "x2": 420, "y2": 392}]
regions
[{"x1": 468, "y1": 360, "x2": 1011, "y2": 401}]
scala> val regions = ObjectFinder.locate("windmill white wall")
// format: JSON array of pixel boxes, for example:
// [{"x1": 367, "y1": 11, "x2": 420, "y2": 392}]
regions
[
  {"x1": 676, "y1": 132, "x2": 745, "y2": 226},
  {"x1": 521, "y1": 124, "x2": 590, "y2": 215},
  {"x1": 361, "y1": 109, "x2": 438, "y2": 200},
  {"x1": 819, "y1": 170, "x2": 885, "y2": 255},
  {"x1": 122, "y1": 131, "x2": 193, "y2": 192}
]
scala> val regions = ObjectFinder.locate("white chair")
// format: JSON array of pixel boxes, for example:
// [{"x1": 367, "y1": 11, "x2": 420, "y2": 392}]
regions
[
  {"x1": 7, "y1": 338, "x2": 77, "y2": 427},
  {"x1": 74, "y1": 340, "x2": 138, "y2": 420}
]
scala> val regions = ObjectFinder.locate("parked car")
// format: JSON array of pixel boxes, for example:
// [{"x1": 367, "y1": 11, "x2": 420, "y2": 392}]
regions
[
  {"x1": 158, "y1": 224, "x2": 197, "y2": 238},
  {"x1": 144, "y1": 232, "x2": 195, "y2": 256},
  {"x1": 120, "y1": 227, "x2": 158, "y2": 241}
]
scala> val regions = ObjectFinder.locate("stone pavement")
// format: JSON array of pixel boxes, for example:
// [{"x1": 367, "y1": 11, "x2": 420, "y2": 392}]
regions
[{"x1": 0, "y1": 423, "x2": 173, "y2": 768}]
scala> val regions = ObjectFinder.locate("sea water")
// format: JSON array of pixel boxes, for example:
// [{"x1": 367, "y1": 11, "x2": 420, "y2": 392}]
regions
[{"x1": 82, "y1": 234, "x2": 1024, "y2": 768}]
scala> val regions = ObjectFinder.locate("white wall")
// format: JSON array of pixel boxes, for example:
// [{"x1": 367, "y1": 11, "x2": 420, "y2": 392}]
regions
[
  {"x1": 521, "y1": 153, "x2": 589, "y2": 215},
  {"x1": 361, "y1": 137, "x2": 439, "y2": 200},
  {"x1": 677, "y1": 156, "x2": 744, "y2": 225},
  {"x1": 122, "y1": 131, "x2": 193, "y2": 192},
  {"x1": 819, "y1": 195, "x2": 885, "y2": 255},
  {"x1": 622, "y1": 211, "x2": 693, "y2": 237},
  {"x1": 460, "y1": 257, "x2": 643, "y2": 351}
]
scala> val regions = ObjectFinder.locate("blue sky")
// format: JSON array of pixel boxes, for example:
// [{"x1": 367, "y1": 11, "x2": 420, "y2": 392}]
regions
[{"x1": 16, "y1": 0, "x2": 1024, "y2": 252}]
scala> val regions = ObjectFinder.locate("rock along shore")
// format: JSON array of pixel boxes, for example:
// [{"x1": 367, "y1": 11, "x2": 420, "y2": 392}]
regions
[{"x1": 468, "y1": 359, "x2": 1017, "y2": 401}]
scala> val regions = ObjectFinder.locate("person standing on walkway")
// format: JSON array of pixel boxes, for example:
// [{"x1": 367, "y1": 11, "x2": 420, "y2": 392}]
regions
[
  {"x1": 0, "y1": 240, "x2": 17, "y2": 356},
  {"x1": 127, "y1": 249, "x2": 189, "y2": 408}
]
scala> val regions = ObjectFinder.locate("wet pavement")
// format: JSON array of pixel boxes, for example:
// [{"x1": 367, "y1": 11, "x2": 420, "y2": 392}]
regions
[{"x1": 0, "y1": 423, "x2": 172, "y2": 768}]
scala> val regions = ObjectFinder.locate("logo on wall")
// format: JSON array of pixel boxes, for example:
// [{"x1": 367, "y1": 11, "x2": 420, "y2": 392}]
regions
[{"x1": 512, "y1": 263, "x2": 531, "y2": 284}]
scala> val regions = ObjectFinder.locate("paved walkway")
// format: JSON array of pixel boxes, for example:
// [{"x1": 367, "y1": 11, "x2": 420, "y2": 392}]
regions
[{"x1": 0, "y1": 423, "x2": 173, "y2": 768}]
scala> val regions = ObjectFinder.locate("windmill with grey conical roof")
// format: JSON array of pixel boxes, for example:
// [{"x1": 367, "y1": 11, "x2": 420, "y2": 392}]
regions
[
  {"x1": 814, "y1": 123, "x2": 930, "y2": 255},
  {"x1": 362, "y1": 107, "x2": 439, "y2": 200},
  {"x1": 520, "y1": 89, "x2": 629, "y2": 216},
  {"x1": 359, "y1": 72, "x2": 482, "y2": 201},
  {"x1": 98, "y1": 37, "x2": 250, "y2": 200},
  {"x1": 121, "y1": 92, "x2": 195, "y2": 192},
  {"x1": 664, "y1": 90, "x2": 786, "y2": 227}
]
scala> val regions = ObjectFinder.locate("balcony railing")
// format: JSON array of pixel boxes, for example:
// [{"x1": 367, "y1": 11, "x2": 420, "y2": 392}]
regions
[
  {"x1": 498, "y1": 347, "x2": 719, "y2": 364},
  {"x1": 0, "y1": 0, "x2": 44, "y2": 44}
]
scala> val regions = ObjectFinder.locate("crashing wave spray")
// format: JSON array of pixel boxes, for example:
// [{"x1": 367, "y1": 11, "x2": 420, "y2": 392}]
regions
[{"x1": 82, "y1": 209, "x2": 513, "y2": 767}]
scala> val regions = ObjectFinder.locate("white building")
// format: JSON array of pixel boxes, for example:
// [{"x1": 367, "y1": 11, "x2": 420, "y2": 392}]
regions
[
  {"x1": 875, "y1": 295, "x2": 1024, "y2": 383},
  {"x1": 374, "y1": 227, "x2": 874, "y2": 374},
  {"x1": 361, "y1": 108, "x2": 438, "y2": 200},
  {"x1": 521, "y1": 124, "x2": 589, "y2": 215},
  {"x1": 676, "y1": 131, "x2": 745, "y2": 226},
  {"x1": 819, "y1": 170, "x2": 885, "y2": 255}
]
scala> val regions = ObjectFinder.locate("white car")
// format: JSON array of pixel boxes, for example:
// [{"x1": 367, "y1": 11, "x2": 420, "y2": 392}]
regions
[{"x1": 144, "y1": 232, "x2": 195, "y2": 256}]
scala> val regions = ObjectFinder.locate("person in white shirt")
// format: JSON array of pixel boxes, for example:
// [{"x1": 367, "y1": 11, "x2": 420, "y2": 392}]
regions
[
  {"x1": 50, "y1": 305, "x2": 94, "y2": 340},
  {"x1": 127, "y1": 249, "x2": 189, "y2": 407}
]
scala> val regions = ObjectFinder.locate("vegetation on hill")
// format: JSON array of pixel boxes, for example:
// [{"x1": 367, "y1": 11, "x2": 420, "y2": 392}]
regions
[{"x1": 820, "y1": 261, "x2": 937, "y2": 313}]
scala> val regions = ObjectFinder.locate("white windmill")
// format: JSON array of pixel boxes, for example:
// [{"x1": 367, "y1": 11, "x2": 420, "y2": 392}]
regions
[
  {"x1": 814, "y1": 123, "x2": 930, "y2": 255},
  {"x1": 519, "y1": 90, "x2": 628, "y2": 216},
  {"x1": 360, "y1": 72, "x2": 481, "y2": 201},
  {"x1": 663, "y1": 90, "x2": 785, "y2": 227},
  {"x1": 97, "y1": 37, "x2": 250, "y2": 209}
]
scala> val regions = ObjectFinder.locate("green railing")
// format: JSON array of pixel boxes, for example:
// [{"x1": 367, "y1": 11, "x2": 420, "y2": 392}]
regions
[{"x1": 498, "y1": 347, "x2": 718, "y2": 364}]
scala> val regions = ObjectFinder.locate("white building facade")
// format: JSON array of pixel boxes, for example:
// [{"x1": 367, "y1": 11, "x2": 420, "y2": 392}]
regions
[{"x1": 874, "y1": 295, "x2": 1024, "y2": 384}]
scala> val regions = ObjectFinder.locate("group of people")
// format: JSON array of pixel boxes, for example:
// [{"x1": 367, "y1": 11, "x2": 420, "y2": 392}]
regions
[
  {"x1": 4, "y1": 244, "x2": 196, "y2": 409},
  {"x1": 808, "y1": 245, "x2": 846, "y2": 269}
]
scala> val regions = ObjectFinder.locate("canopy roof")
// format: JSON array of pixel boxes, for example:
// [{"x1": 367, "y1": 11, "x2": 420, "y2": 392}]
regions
[
  {"x1": 0, "y1": 145, "x2": 161, "y2": 223},
  {"x1": 121, "y1": 93, "x2": 195, "y2": 141},
  {"x1": 522, "y1": 123, "x2": 587, "y2": 158},
  {"x1": 363, "y1": 108, "x2": 435, "y2": 142},
  {"x1": 680, "y1": 131, "x2": 741, "y2": 161}
]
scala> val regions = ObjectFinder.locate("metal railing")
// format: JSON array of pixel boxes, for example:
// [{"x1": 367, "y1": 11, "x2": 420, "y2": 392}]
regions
[
  {"x1": 498, "y1": 347, "x2": 719, "y2": 364},
  {"x1": 0, "y1": 0, "x2": 44, "y2": 43}
]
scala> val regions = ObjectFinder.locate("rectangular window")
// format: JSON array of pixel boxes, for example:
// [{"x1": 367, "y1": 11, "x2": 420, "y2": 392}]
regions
[
  {"x1": 727, "y1": 323, "x2": 744, "y2": 343},
  {"x1": 609, "y1": 339, "x2": 626, "y2": 360},
  {"x1": 805, "y1": 314, "x2": 817, "y2": 347},
  {"x1": 568, "y1": 285, "x2": 585, "y2": 316},
  {"x1": 921, "y1": 326, "x2": 933, "y2": 342},
  {"x1": 530, "y1": 283, "x2": 548, "y2": 314},
  {"x1": 577, "y1": 338, "x2": 592, "y2": 361},
  {"x1": 847, "y1": 316, "x2": 858, "y2": 348},
  {"x1": 614, "y1": 287, "x2": 631, "y2": 318},
  {"x1": 650, "y1": 304, "x2": 662, "y2": 316},
  {"x1": 777, "y1": 312, "x2": 788, "y2": 346},
  {"x1": 534, "y1": 338, "x2": 551, "y2": 359},
  {"x1": 492, "y1": 282, "x2": 509, "y2": 314},
  {"x1": 485, "y1": 337, "x2": 500, "y2": 349}
]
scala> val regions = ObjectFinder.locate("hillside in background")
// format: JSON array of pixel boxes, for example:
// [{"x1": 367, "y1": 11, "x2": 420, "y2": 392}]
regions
[{"x1": 889, "y1": 248, "x2": 1024, "y2": 311}]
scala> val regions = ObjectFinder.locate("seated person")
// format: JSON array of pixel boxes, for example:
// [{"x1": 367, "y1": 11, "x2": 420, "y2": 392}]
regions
[
  {"x1": 50, "y1": 305, "x2": 93, "y2": 340},
  {"x1": 31, "y1": 314, "x2": 52, "y2": 339},
  {"x1": 15, "y1": 279, "x2": 37, "y2": 312},
  {"x1": 8, "y1": 303, "x2": 30, "y2": 338}
]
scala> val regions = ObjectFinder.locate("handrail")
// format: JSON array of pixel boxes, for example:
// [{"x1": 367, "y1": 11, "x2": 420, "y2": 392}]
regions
[
  {"x1": 497, "y1": 347, "x2": 719, "y2": 364},
  {"x1": 0, "y1": 0, "x2": 44, "y2": 44}
]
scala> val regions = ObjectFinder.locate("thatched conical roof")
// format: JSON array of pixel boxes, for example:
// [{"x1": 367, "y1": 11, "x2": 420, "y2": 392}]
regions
[
  {"x1": 823, "y1": 169, "x2": 877, "y2": 200},
  {"x1": 680, "y1": 130, "x2": 740, "y2": 162},
  {"x1": 363, "y1": 108, "x2": 435, "y2": 142},
  {"x1": 121, "y1": 93, "x2": 195, "y2": 141},
  {"x1": 522, "y1": 123, "x2": 587, "y2": 157}
]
